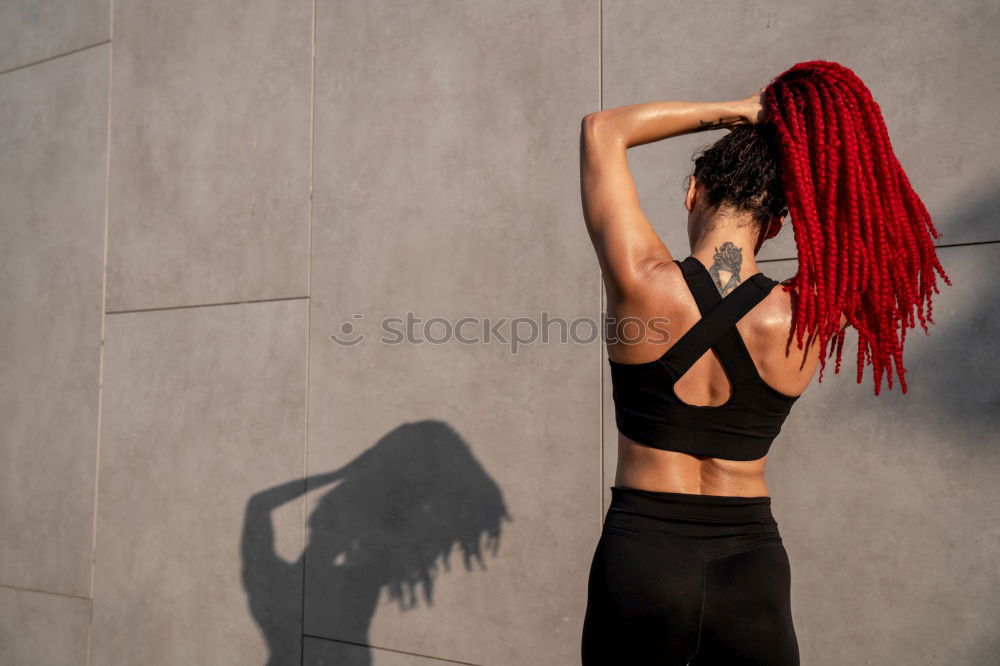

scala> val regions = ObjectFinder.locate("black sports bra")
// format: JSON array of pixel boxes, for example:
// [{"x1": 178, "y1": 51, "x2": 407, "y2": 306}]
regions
[{"x1": 608, "y1": 255, "x2": 800, "y2": 461}]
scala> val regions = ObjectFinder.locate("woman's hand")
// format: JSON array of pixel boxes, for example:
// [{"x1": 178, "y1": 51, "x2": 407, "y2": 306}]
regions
[{"x1": 732, "y1": 85, "x2": 768, "y2": 126}]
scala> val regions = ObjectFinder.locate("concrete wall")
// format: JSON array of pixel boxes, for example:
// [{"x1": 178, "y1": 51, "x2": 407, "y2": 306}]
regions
[{"x1": 0, "y1": 1, "x2": 996, "y2": 664}]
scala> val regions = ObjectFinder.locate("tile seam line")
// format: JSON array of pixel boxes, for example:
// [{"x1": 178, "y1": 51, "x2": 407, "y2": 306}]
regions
[
  {"x1": 302, "y1": 633, "x2": 484, "y2": 666},
  {"x1": 0, "y1": 39, "x2": 111, "y2": 77},
  {"x1": 300, "y1": 0, "x2": 317, "y2": 664},
  {"x1": 86, "y1": 10, "x2": 114, "y2": 665},
  {"x1": 105, "y1": 294, "x2": 309, "y2": 315},
  {"x1": 598, "y1": 0, "x2": 605, "y2": 524},
  {"x1": 0, "y1": 582, "x2": 91, "y2": 601},
  {"x1": 758, "y1": 238, "x2": 997, "y2": 265}
]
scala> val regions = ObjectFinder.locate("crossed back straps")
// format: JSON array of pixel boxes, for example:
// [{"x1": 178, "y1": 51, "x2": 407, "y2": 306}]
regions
[{"x1": 659, "y1": 256, "x2": 780, "y2": 385}]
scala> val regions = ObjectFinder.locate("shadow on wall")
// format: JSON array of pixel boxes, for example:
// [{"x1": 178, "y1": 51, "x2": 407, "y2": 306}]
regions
[
  {"x1": 789, "y1": 187, "x2": 997, "y2": 426},
  {"x1": 947, "y1": 187, "x2": 1000, "y2": 242},
  {"x1": 832, "y1": 188, "x2": 999, "y2": 433},
  {"x1": 786, "y1": 191, "x2": 999, "y2": 663},
  {"x1": 906, "y1": 188, "x2": 1000, "y2": 432},
  {"x1": 240, "y1": 419, "x2": 512, "y2": 666}
]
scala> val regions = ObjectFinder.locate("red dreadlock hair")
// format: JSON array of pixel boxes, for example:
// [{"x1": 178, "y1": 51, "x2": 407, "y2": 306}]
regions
[{"x1": 760, "y1": 60, "x2": 951, "y2": 395}]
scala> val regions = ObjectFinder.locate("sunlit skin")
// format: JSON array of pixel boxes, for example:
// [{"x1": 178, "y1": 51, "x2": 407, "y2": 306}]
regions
[{"x1": 580, "y1": 92, "x2": 845, "y2": 497}]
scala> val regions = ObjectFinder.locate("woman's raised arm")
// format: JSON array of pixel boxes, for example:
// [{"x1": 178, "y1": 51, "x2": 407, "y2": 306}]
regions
[{"x1": 579, "y1": 95, "x2": 761, "y2": 301}]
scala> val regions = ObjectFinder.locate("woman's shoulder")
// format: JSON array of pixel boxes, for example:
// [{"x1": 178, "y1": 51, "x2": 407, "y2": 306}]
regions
[{"x1": 772, "y1": 274, "x2": 849, "y2": 331}]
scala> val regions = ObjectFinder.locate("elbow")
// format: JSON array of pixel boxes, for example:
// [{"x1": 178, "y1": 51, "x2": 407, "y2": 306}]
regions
[
  {"x1": 581, "y1": 111, "x2": 624, "y2": 149},
  {"x1": 581, "y1": 111, "x2": 608, "y2": 141}
]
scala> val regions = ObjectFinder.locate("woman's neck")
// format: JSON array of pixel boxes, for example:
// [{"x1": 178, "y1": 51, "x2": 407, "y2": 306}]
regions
[{"x1": 689, "y1": 238, "x2": 761, "y2": 295}]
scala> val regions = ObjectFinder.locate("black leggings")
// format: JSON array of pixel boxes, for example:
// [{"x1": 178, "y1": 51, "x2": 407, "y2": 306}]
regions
[{"x1": 581, "y1": 486, "x2": 799, "y2": 665}]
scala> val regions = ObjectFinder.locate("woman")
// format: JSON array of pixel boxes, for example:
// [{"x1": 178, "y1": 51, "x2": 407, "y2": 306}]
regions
[{"x1": 577, "y1": 61, "x2": 949, "y2": 665}]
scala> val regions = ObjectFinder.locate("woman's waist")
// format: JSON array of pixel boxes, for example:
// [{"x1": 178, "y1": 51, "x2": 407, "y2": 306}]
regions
[
  {"x1": 615, "y1": 433, "x2": 770, "y2": 497},
  {"x1": 603, "y1": 484, "x2": 781, "y2": 546}
]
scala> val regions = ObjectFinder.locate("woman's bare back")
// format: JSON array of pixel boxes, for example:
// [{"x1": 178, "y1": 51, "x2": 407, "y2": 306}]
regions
[{"x1": 607, "y1": 259, "x2": 827, "y2": 496}]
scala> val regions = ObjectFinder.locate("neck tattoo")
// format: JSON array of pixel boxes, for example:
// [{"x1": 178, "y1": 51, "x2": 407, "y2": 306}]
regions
[{"x1": 708, "y1": 241, "x2": 744, "y2": 296}]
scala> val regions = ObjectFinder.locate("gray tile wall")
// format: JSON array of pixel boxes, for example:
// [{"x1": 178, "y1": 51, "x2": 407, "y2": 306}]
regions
[
  {"x1": 0, "y1": 42, "x2": 108, "y2": 599},
  {"x1": 1, "y1": 1, "x2": 996, "y2": 665},
  {"x1": 0, "y1": 0, "x2": 109, "y2": 73}
]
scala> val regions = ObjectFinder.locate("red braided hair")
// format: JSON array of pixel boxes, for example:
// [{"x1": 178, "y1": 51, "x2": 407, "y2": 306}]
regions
[{"x1": 761, "y1": 60, "x2": 951, "y2": 395}]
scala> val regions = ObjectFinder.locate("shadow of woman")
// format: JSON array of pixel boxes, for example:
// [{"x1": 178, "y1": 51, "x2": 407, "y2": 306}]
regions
[{"x1": 241, "y1": 419, "x2": 511, "y2": 665}]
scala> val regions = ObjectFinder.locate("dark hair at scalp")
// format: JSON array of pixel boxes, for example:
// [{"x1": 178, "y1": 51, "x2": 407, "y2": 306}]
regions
[{"x1": 688, "y1": 124, "x2": 788, "y2": 228}]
